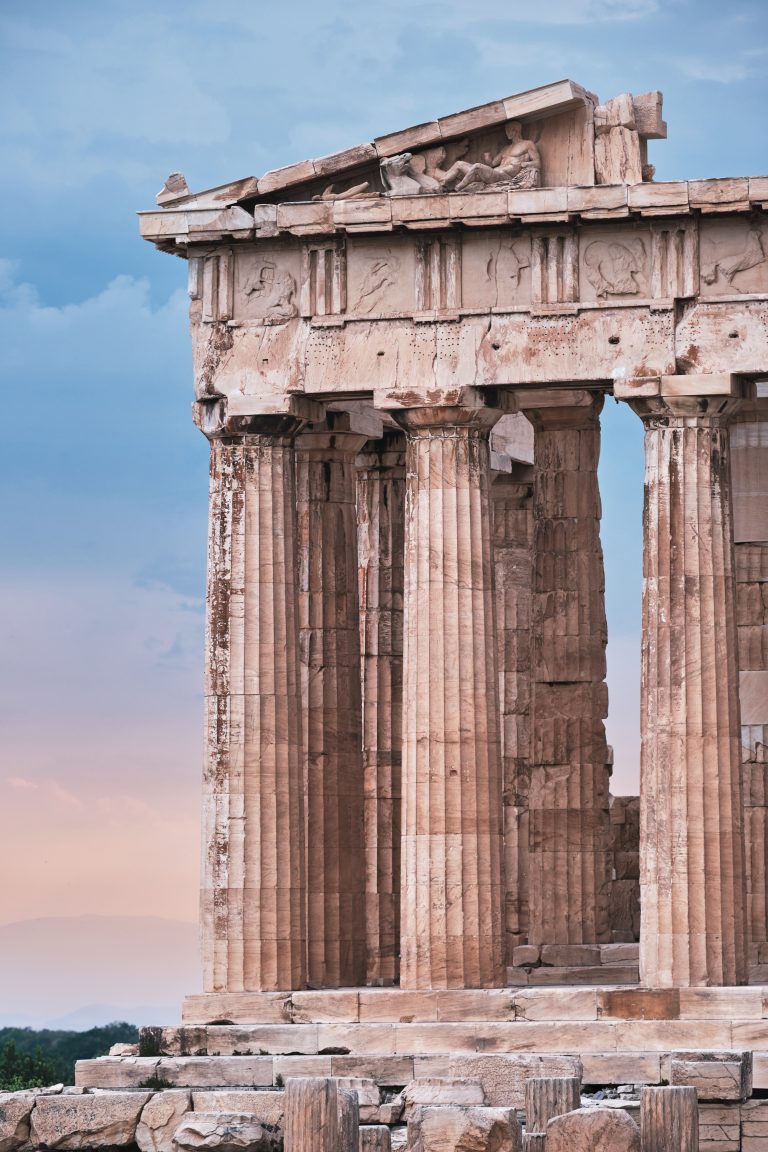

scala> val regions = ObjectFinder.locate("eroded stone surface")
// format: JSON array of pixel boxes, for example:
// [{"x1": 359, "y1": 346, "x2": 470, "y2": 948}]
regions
[
  {"x1": 30, "y1": 1092, "x2": 150, "y2": 1150},
  {"x1": 546, "y1": 1107, "x2": 640, "y2": 1152},
  {"x1": 136, "y1": 1090, "x2": 191, "y2": 1152},
  {"x1": 408, "y1": 1105, "x2": 522, "y2": 1152},
  {"x1": 173, "y1": 1112, "x2": 280, "y2": 1152},
  {"x1": 0, "y1": 1091, "x2": 34, "y2": 1152}
]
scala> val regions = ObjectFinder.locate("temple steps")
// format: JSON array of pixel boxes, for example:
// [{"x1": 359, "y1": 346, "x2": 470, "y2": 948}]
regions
[{"x1": 75, "y1": 987, "x2": 768, "y2": 1093}]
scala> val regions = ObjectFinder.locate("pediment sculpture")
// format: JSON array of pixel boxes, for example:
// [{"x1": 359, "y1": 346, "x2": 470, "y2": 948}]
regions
[{"x1": 380, "y1": 121, "x2": 541, "y2": 196}]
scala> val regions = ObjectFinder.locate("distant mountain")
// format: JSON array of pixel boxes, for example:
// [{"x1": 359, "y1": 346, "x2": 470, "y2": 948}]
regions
[
  {"x1": 0, "y1": 916, "x2": 200, "y2": 1029},
  {"x1": 42, "y1": 1003, "x2": 180, "y2": 1030}
]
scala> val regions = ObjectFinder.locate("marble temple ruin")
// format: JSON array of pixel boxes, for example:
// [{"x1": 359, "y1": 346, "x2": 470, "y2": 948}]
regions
[{"x1": 13, "y1": 79, "x2": 768, "y2": 1151}]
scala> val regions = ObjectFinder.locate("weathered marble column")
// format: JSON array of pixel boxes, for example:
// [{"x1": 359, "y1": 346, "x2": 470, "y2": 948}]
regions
[
  {"x1": 201, "y1": 415, "x2": 306, "y2": 993},
  {"x1": 527, "y1": 396, "x2": 612, "y2": 946},
  {"x1": 631, "y1": 394, "x2": 746, "y2": 986},
  {"x1": 296, "y1": 418, "x2": 368, "y2": 987},
  {"x1": 491, "y1": 467, "x2": 534, "y2": 956},
  {"x1": 357, "y1": 431, "x2": 406, "y2": 986},
  {"x1": 730, "y1": 406, "x2": 768, "y2": 957},
  {"x1": 394, "y1": 405, "x2": 505, "y2": 988}
]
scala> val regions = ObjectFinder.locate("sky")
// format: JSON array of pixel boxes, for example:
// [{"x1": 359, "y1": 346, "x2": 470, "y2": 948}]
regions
[{"x1": 0, "y1": 0, "x2": 766, "y2": 1002}]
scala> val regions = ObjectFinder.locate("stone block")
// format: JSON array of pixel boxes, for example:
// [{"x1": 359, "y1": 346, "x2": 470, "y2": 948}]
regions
[
  {"x1": 546, "y1": 1106, "x2": 640, "y2": 1151},
  {"x1": 30, "y1": 1092, "x2": 151, "y2": 1150},
  {"x1": 600, "y1": 943, "x2": 639, "y2": 964},
  {"x1": 420, "y1": 1055, "x2": 582, "y2": 1109},
  {"x1": 136, "y1": 1090, "x2": 191, "y2": 1152},
  {"x1": 408, "y1": 1105, "x2": 522, "y2": 1152},
  {"x1": 158, "y1": 1057, "x2": 274, "y2": 1088},
  {"x1": 581, "y1": 1053, "x2": 661, "y2": 1086},
  {"x1": 360, "y1": 1125, "x2": 392, "y2": 1152},
  {"x1": 401, "y1": 1079, "x2": 486, "y2": 1117},
  {"x1": 173, "y1": 1112, "x2": 279, "y2": 1151},
  {"x1": 513, "y1": 989, "x2": 597, "y2": 1021},
  {"x1": 528, "y1": 965, "x2": 638, "y2": 985},
  {"x1": 0, "y1": 1091, "x2": 35, "y2": 1152},
  {"x1": 512, "y1": 946, "x2": 540, "y2": 967},
  {"x1": 699, "y1": 1103, "x2": 740, "y2": 1152},
  {"x1": 191, "y1": 1091, "x2": 284, "y2": 1125},
  {"x1": 541, "y1": 945, "x2": 601, "y2": 967},
  {"x1": 669, "y1": 1051, "x2": 752, "y2": 1102}
]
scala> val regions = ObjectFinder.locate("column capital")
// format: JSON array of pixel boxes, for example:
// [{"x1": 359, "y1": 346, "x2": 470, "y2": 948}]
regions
[
  {"x1": 392, "y1": 404, "x2": 504, "y2": 436},
  {"x1": 356, "y1": 428, "x2": 406, "y2": 474},
  {"x1": 627, "y1": 394, "x2": 743, "y2": 426},
  {"x1": 519, "y1": 389, "x2": 604, "y2": 431},
  {"x1": 193, "y1": 395, "x2": 321, "y2": 441}
]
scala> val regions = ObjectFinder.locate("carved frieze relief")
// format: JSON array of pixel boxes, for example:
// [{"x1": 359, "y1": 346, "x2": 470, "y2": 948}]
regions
[
  {"x1": 462, "y1": 234, "x2": 532, "y2": 310},
  {"x1": 235, "y1": 247, "x2": 301, "y2": 323},
  {"x1": 581, "y1": 236, "x2": 648, "y2": 300},
  {"x1": 346, "y1": 239, "x2": 416, "y2": 316},
  {"x1": 700, "y1": 220, "x2": 768, "y2": 296}
]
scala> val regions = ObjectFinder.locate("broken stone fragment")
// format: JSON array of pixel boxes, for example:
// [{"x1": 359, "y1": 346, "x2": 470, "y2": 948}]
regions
[
  {"x1": 135, "y1": 1089, "x2": 191, "y2": 1152},
  {"x1": 546, "y1": 1106, "x2": 640, "y2": 1152},
  {"x1": 407, "y1": 1105, "x2": 522, "y2": 1152},
  {"x1": 0, "y1": 1091, "x2": 35, "y2": 1152},
  {"x1": 29, "y1": 1091, "x2": 151, "y2": 1149},
  {"x1": 172, "y1": 1111, "x2": 280, "y2": 1151},
  {"x1": 156, "y1": 172, "x2": 190, "y2": 206}
]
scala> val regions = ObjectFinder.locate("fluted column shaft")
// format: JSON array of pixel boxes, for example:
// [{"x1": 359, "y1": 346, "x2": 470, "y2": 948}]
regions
[
  {"x1": 492, "y1": 470, "x2": 534, "y2": 955},
  {"x1": 527, "y1": 398, "x2": 611, "y2": 946},
  {"x1": 357, "y1": 431, "x2": 406, "y2": 985},
  {"x1": 395, "y1": 406, "x2": 505, "y2": 988},
  {"x1": 202, "y1": 422, "x2": 306, "y2": 992},
  {"x1": 296, "y1": 424, "x2": 368, "y2": 987},
  {"x1": 632, "y1": 396, "x2": 746, "y2": 986}
]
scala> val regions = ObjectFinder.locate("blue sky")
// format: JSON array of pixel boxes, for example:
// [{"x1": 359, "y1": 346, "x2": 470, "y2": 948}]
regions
[{"x1": 1, "y1": 0, "x2": 766, "y2": 930}]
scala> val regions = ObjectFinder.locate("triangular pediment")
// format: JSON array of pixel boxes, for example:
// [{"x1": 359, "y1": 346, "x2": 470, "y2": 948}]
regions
[{"x1": 155, "y1": 79, "x2": 666, "y2": 214}]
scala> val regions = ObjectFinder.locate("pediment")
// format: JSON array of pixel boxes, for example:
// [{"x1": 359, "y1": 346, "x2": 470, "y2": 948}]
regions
[{"x1": 155, "y1": 79, "x2": 667, "y2": 214}]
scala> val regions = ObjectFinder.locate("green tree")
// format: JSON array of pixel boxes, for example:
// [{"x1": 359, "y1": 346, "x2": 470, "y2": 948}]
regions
[{"x1": 0, "y1": 1039, "x2": 59, "y2": 1091}]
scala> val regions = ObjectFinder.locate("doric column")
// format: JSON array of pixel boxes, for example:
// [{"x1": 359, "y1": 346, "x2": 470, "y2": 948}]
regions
[
  {"x1": 630, "y1": 392, "x2": 746, "y2": 986},
  {"x1": 491, "y1": 466, "x2": 534, "y2": 956},
  {"x1": 296, "y1": 417, "x2": 368, "y2": 987},
  {"x1": 357, "y1": 431, "x2": 406, "y2": 986},
  {"x1": 393, "y1": 404, "x2": 505, "y2": 988},
  {"x1": 201, "y1": 414, "x2": 306, "y2": 993},
  {"x1": 730, "y1": 405, "x2": 768, "y2": 957},
  {"x1": 526, "y1": 395, "x2": 612, "y2": 946}
]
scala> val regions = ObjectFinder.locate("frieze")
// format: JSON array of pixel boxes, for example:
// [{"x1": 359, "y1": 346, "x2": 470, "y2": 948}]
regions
[
  {"x1": 700, "y1": 220, "x2": 768, "y2": 297},
  {"x1": 347, "y1": 239, "x2": 416, "y2": 316},
  {"x1": 190, "y1": 220, "x2": 768, "y2": 336},
  {"x1": 462, "y1": 234, "x2": 532, "y2": 310},
  {"x1": 234, "y1": 246, "x2": 301, "y2": 324}
]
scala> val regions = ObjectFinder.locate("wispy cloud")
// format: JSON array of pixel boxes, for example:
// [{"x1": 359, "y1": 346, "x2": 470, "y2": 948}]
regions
[
  {"x1": 5, "y1": 776, "x2": 38, "y2": 791},
  {"x1": 679, "y1": 57, "x2": 758, "y2": 84}
]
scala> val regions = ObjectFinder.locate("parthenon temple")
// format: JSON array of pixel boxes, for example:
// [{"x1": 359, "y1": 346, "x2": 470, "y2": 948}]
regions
[{"x1": 67, "y1": 79, "x2": 768, "y2": 1150}]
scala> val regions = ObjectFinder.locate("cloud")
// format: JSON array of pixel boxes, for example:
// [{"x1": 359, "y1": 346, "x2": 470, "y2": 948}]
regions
[
  {"x1": 679, "y1": 57, "x2": 758, "y2": 84},
  {"x1": 5, "y1": 777, "x2": 38, "y2": 791}
]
